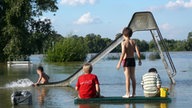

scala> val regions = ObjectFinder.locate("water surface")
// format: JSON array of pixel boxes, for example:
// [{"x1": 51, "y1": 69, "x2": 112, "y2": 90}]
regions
[{"x1": 0, "y1": 52, "x2": 192, "y2": 108}]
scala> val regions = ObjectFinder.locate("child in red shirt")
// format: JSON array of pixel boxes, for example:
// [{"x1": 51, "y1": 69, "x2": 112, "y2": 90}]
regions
[{"x1": 76, "y1": 63, "x2": 100, "y2": 99}]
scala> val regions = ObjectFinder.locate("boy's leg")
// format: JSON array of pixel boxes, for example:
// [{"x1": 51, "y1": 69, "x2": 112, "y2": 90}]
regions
[
  {"x1": 130, "y1": 67, "x2": 136, "y2": 97},
  {"x1": 124, "y1": 67, "x2": 131, "y2": 96}
]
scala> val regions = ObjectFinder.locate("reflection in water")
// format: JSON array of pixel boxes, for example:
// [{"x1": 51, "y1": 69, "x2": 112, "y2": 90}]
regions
[
  {"x1": 144, "y1": 103, "x2": 168, "y2": 108},
  {"x1": 125, "y1": 104, "x2": 136, "y2": 108},
  {"x1": 169, "y1": 84, "x2": 175, "y2": 97},
  {"x1": 1, "y1": 52, "x2": 192, "y2": 108},
  {"x1": 37, "y1": 87, "x2": 48, "y2": 106},
  {"x1": 33, "y1": 86, "x2": 77, "y2": 108},
  {"x1": 79, "y1": 104, "x2": 100, "y2": 108}
]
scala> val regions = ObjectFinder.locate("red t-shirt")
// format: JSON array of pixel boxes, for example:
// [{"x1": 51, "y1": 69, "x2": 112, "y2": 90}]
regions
[{"x1": 76, "y1": 73, "x2": 99, "y2": 99}]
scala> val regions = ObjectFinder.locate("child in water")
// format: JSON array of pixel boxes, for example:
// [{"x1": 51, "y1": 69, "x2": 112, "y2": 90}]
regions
[
  {"x1": 116, "y1": 27, "x2": 142, "y2": 98},
  {"x1": 33, "y1": 66, "x2": 49, "y2": 86},
  {"x1": 76, "y1": 63, "x2": 100, "y2": 99}
]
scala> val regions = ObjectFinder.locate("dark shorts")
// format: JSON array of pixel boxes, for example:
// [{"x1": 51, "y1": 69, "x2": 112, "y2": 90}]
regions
[{"x1": 122, "y1": 58, "x2": 136, "y2": 67}]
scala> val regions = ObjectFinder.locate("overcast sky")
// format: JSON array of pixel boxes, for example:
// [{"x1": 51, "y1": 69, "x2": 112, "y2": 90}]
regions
[{"x1": 43, "y1": 0, "x2": 192, "y2": 41}]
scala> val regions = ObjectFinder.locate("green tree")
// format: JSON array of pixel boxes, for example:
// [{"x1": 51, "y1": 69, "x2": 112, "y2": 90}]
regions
[
  {"x1": 30, "y1": 18, "x2": 56, "y2": 53},
  {"x1": 188, "y1": 32, "x2": 192, "y2": 38},
  {"x1": 84, "y1": 33, "x2": 112, "y2": 53},
  {"x1": 140, "y1": 40, "x2": 149, "y2": 52},
  {"x1": 186, "y1": 32, "x2": 192, "y2": 51},
  {"x1": 133, "y1": 39, "x2": 149, "y2": 52},
  {"x1": 149, "y1": 40, "x2": 156, "y2": 51},
  {"x1": 112, "y1": 33, "x2": 122, "y2": 52},
  {"x1": 0, "y1": 0, "x2": 58, "y2": 61},
  {"x1": 174, "y1": 40, "x2": 186, "y2": 51}
]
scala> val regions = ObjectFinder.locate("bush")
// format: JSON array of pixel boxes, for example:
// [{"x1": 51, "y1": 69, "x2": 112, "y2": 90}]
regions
[
  {"x1": 46, "y1": 36, "x2": 88, "y2": 62},
  {"x1": 106, "y1": 53, "x2": 146, "y2": 60},
  {"x1": 135, "y1": 53, "x2": 146, "y2": 60},
  {"x1": 148, "y1": 52, "x2": 160, "y2": 60}
]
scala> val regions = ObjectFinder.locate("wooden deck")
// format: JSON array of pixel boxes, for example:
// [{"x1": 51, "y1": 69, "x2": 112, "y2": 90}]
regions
[{"x1": 74, "y1": 96, "x2": 171, "y2": 104}]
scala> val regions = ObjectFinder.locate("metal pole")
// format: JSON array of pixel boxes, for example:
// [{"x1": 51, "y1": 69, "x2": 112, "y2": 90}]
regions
[
  {"x1": 156, "y1": 30, "x2": 177, "y2": 76},
  {"x1": 150, "y1": 30, "x2": 176, "y2": 84}
]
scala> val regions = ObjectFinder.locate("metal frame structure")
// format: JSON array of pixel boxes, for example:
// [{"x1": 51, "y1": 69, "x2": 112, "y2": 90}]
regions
[
  {"x1": 128, "y1": 12, "x2": 176, "y2": 84},
  {"x1": 39, "y1": 11, "x2": 176, "y2": 87}
]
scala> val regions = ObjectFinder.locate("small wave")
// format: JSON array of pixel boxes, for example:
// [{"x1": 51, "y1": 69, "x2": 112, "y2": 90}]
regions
[{"x1": 5, "y1": 78, "x2": 33, "y2": 88}]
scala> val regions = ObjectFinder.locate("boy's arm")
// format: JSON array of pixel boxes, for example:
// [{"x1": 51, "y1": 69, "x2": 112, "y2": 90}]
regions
[
  {"x1": 35, "y1": 72, "x2": 42, "y2": 84},
  {"x1": 94, "y1": 76, "x2": 100, "y2": 96},
  {"x1": 116, "y1": 42, "x2": 126, "y2": 69},
  {"x1": 75, "y1": 86, "x2": 78, "y2": 91},
  {"x1": 95, "y1": 84, "x2": 100, "y2": 93},
  {"x1": 135, "y1": 41, "x2": 142, "y2": 65},
  {"x1": 76, "y1": 78, "x2": 80, "y2": 91},
  {"x1": 95, "y1": 84, "x2": 100, "y2": 97}
]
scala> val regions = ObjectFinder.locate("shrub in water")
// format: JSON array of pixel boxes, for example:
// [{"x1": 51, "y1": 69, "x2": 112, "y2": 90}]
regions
[
  {"x1": 46, "y1": 36, "x2": 88, "y2": 62},
  {"x1": 148, "y1": 52, "x2": 161, "y2": 60},
  {"x1": 135, "y1": 53, "x2": 146, "y2": 60},
  {"x1": 106, "y1": 53, "x2": 146, "y2": 60}
]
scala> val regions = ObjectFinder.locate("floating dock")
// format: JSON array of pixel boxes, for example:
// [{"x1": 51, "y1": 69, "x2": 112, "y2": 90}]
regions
[
  {"x1": 7, "y1": 61, "x2": 33, "y2": 67},
  {"x1": 74, "y1": 96, "x2": 171, "y2": 104}
]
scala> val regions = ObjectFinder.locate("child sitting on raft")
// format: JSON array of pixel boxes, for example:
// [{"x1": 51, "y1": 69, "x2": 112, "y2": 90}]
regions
[
  {"x1": 76, "y1": 63, "x2": 100, "y2": 99},
  {"x1": 141, "y1": 68, "x2": 162, "y2": 97},
  {"x1": 33, "y1": 66, "x2": 49, "y2": 86}
]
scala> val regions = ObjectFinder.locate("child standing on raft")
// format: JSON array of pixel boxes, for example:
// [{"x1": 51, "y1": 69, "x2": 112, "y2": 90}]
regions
[{"x1": 116, "y1": 27, "x2": 142, "y2": 98}]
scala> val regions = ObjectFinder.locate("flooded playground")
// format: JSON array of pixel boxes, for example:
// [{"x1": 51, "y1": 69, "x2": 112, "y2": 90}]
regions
[{"x1": 0, "y1": 52, "x2": 192, "y2": 108}]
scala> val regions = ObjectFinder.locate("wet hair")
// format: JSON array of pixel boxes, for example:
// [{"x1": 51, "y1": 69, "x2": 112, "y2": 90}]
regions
[
  {"x1": 148, "y1": 68, "x2": 157, "y2": 73},
  {"x1": 37, "y1": 66, "x2": 44, "y2": 72},
  {"x1": 122, "y1": 27, "x2": 133, "y2": 37},
  {"x1": 83, "y1": 63, "x2": 93, "y2": 73}
]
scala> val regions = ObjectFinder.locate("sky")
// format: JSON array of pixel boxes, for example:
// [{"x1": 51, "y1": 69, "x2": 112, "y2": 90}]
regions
[{"x1": 43, "y1": 0, "x2": 192, "y2": 41}]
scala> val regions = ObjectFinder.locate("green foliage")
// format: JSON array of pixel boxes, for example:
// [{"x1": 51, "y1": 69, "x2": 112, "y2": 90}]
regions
[
  {"x1": 46, "y1": 36, "x2": 88, "y2": 62},
  {"x1": 149, "y1": 52, "x2": 160, "y2": 60},
  {"x1": 135, "y1": 53, "x2": 146, "y2": 60},
  {"x1": 84, "y1": 33, "x2": 112, "y2": 53},
  {"x1": 133, "y1": 39, "x2": 149, "y2": 52},
  {"x1": 186, "y1": 32, "x2": 192, "y2": 51},
  {"x1": 0, "y1": 0, "x2": 58, "y2": 61},
  {"x1": 112, "y1": 33, "x2": 122, "y2": 52},
  {"x1": 149, "y1": 38, "x2": 189, "y2": 52},
  {"x1": 149, "y1": 40, "x2": 156, "y2": 51},
  {"x1": 188, "y1": 32, "x2": 192, "y2": 39},
  {"x1": 0, "y1": 0, "x2": 192, "y2": 62},
  {"x1": 163, "y1": 39, "x2": 187, "y2": 51},
  {"x1": 106, "y1": 53, "x2": 146, "y2": 60}
]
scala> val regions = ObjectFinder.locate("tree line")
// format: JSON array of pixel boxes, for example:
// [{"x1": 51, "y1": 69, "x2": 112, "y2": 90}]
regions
[{"x1": 46, "y1": 32, "x2": 192, "y2": 62}]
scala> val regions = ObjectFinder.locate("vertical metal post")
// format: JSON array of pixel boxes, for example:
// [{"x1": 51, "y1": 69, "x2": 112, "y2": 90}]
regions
[
  {"x1": 150, "y1": 30, "x2": 176, "y2": 84},
  {"x1": 156, "y1": 29, "x2": 177, "y2": 76}
]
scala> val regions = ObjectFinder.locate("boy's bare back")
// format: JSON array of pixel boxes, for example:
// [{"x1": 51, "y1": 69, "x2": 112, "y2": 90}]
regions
[
  {"x1": 122, "y1": 39, "x2": 136, "y2": 59},
  {"x1": 40, "y1": 72, "x2": 49, "y2": 84}
]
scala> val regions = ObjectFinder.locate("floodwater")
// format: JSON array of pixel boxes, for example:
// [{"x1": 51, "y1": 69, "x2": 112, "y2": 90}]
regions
[{"x1": 0, "y1": 52, "x2": 192, "y2": 108}]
